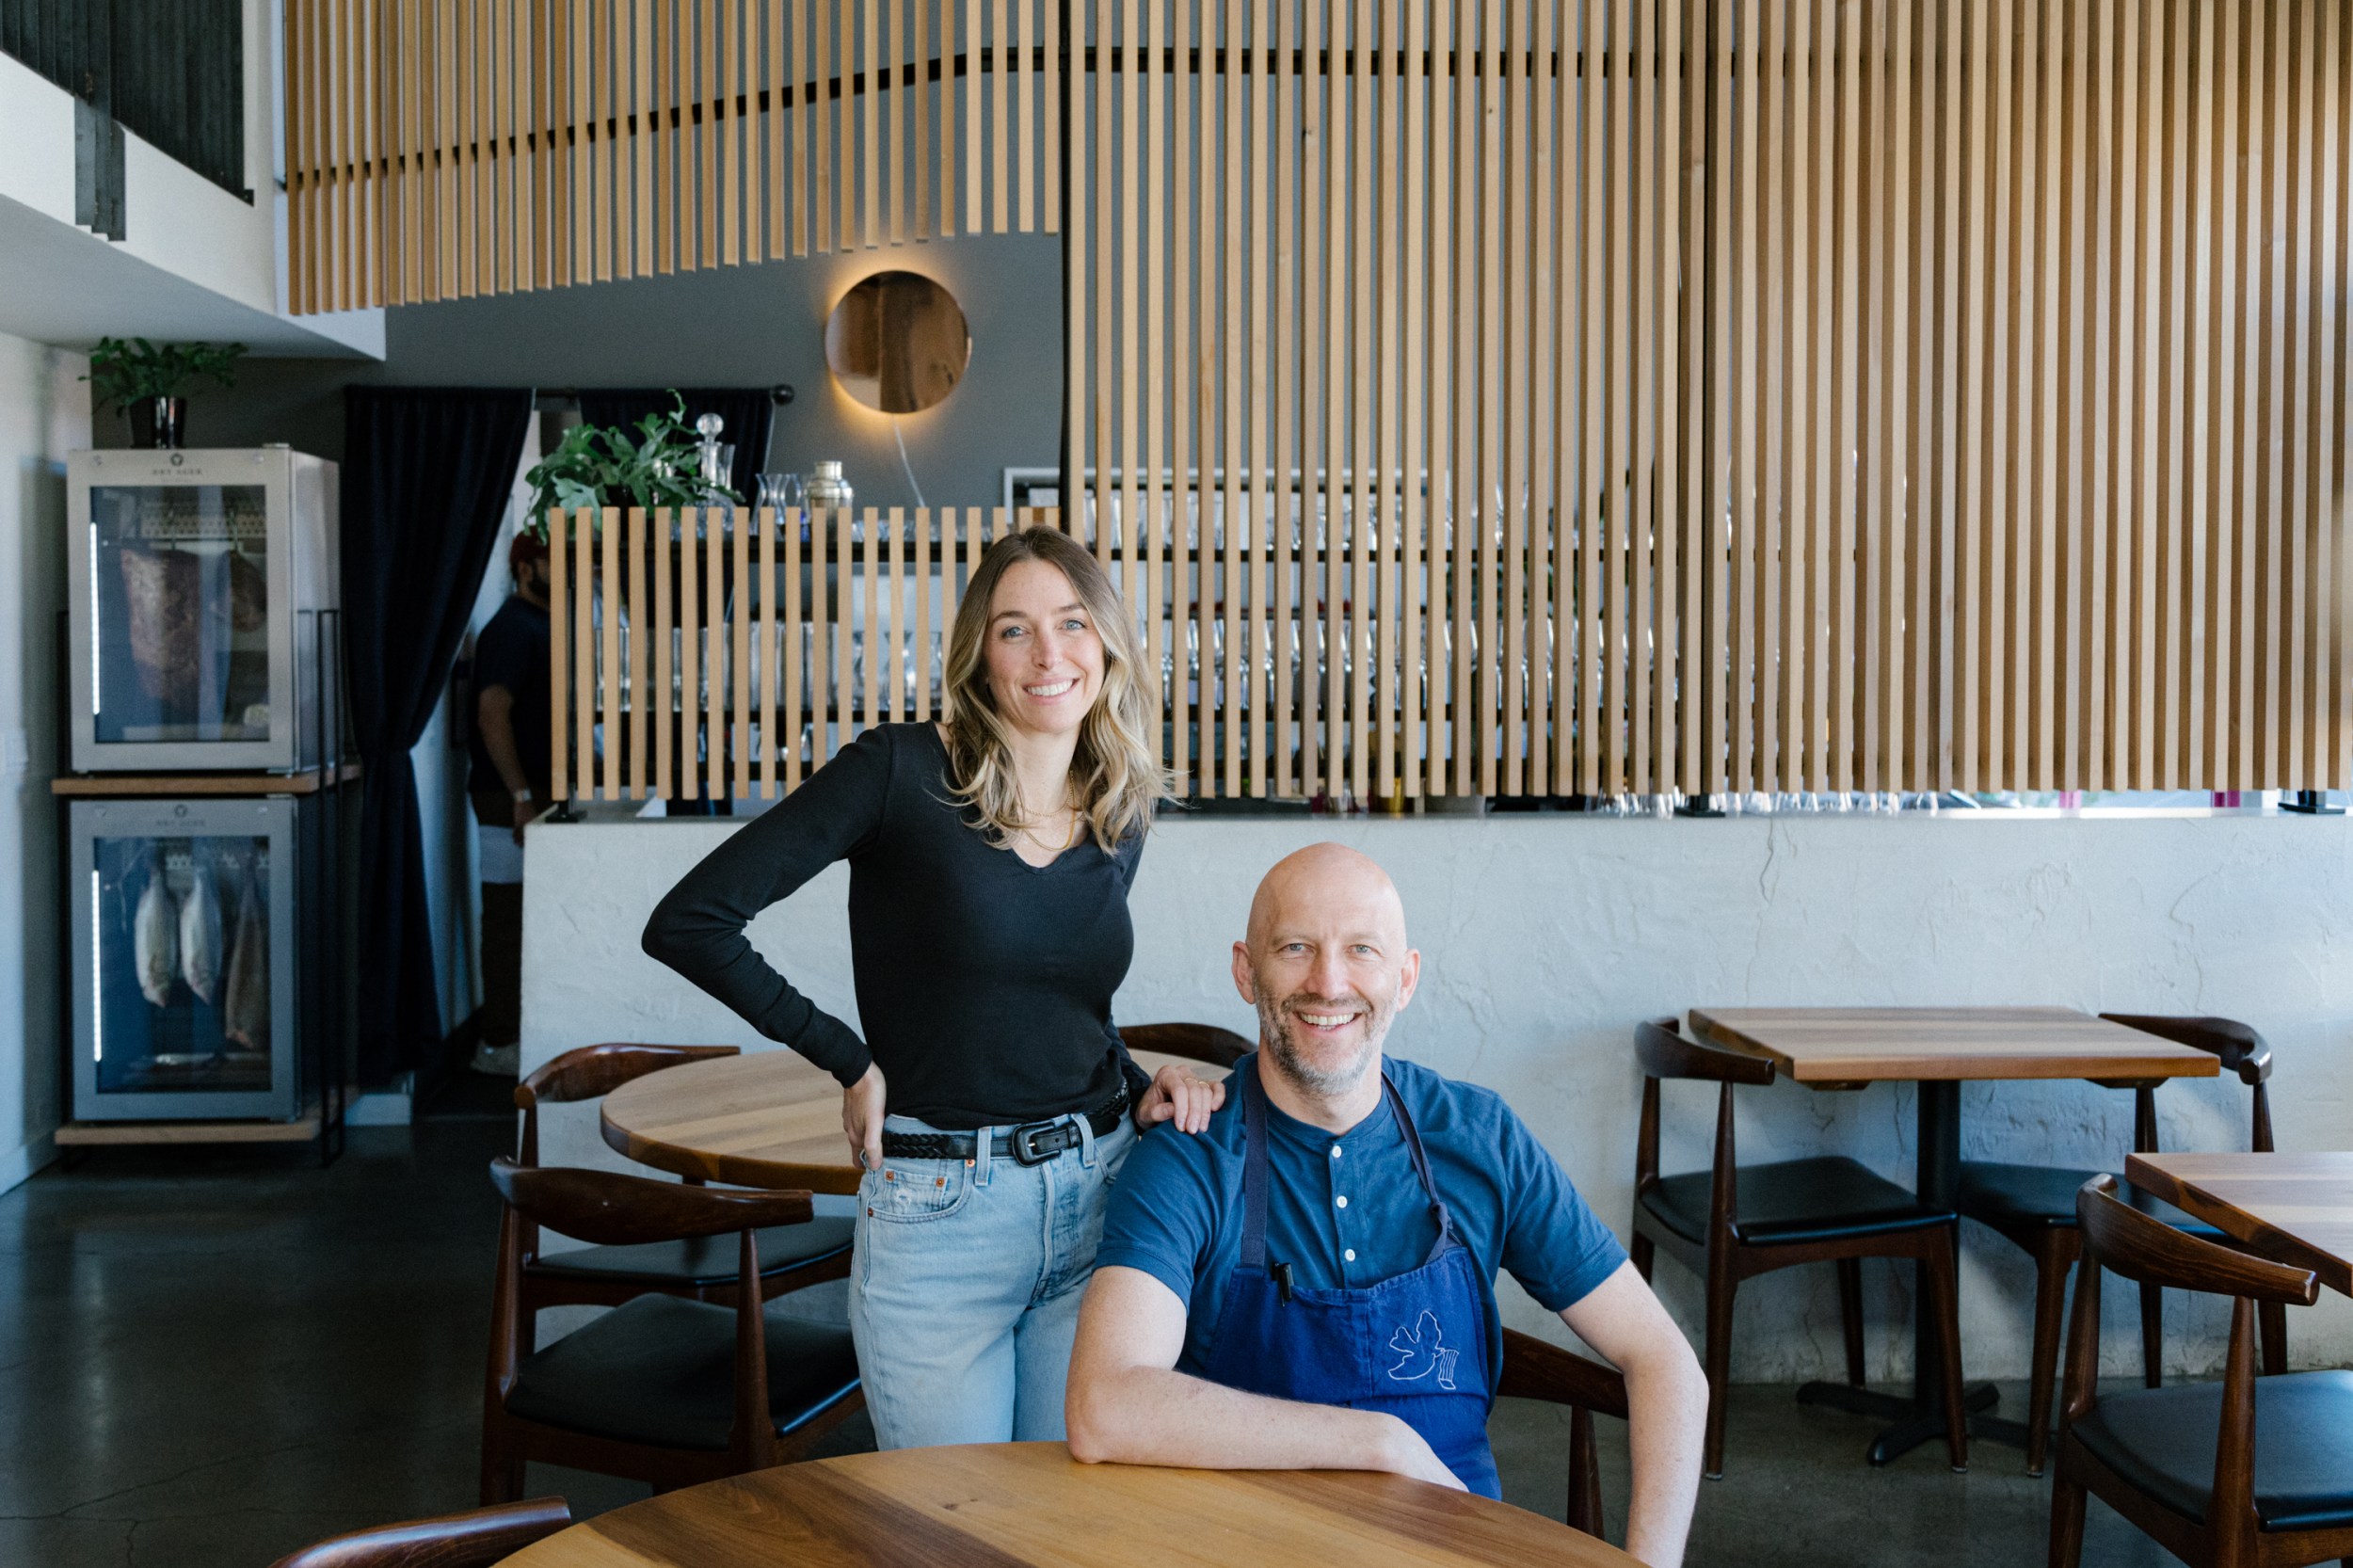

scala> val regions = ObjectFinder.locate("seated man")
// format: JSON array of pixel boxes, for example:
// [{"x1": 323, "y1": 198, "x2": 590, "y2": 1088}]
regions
[{"x1": 1067, "y1": 843, "x2": 1706, "y2": 1567}]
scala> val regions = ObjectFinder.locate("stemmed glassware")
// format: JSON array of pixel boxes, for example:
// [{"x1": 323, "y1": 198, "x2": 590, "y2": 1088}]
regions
[{"x1": 758, "y1": 472, "x2": 808, "y2": 540}]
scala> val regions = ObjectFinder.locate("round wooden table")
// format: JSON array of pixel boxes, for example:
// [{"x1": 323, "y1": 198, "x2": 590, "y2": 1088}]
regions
[
  {"x1": 601, "y1": 1049, "x2": 1229, "y2": 1194},
  {"x1": 499, "y1": 1443, "x2": 1639, "y2": 1566}
]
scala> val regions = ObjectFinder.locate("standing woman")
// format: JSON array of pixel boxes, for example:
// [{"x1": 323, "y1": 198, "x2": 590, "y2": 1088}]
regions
[{"x1": 642, "y1": 525, "x2": 1221, "y2": 1448}]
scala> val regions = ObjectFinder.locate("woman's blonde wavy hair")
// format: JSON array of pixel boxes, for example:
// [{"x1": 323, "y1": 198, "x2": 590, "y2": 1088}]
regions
[{"x1": 940, "y1": 526, "x2": 1171, "y2": 851}]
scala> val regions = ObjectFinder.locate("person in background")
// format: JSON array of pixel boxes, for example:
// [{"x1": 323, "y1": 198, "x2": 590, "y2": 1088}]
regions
[
  {"x1": 1065, "y1": 843, "x2": 1708, "y2": 1567},
  {"x1": 468, "y1": 531, "x2": 552, "y2": 1078}
]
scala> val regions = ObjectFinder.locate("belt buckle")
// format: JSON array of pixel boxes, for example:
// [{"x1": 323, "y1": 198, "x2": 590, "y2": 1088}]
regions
[{"x1": 1009, "y1": 1118, "x2": 1066, "y2": 1166}]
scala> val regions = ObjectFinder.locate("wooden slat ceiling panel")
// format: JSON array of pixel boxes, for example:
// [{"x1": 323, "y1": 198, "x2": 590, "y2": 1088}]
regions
[{"x1": 286, "y1": 0, "x2": 1054, "y2": 308}]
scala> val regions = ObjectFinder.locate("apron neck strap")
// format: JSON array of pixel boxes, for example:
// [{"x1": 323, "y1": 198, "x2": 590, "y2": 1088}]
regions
[
  {"x1": 1240, "y1": 1058, "x2": 1460, "y2": 1270},
  {"x1": 1241, "y1": 1059, "x2": 1273, "y2": 1268},
  {"x1": 1380, "y1": 1076, "x2": 1462, "y2": 1258}
]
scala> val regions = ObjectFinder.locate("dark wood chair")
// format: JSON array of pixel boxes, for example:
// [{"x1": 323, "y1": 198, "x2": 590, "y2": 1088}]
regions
[
  {"x1": 1628, "y1": 1016, "x2": 1967, "y2": 1477},
  {"x1": 514, "y1": 1044, "x2": 853, "y2": 1325},
  {"x1": 480, "y1": 1158, "x2": 863, "y2": 1503},
  {"x1": 1121, "y1": 1021, "x2": 1253, "y2": 1069},
  {"x1": 1955, "y1": 1013, "x2": 2281, "y2": 1475},
  {"x1": 268, "y1": 1496, "x2": 571, "y2": 1567},
  {"x1": 2049, "y1": 1175, "x2": 2352, "y2": 1568},
  {"x1": 1497, "y1": 1328, "x2": 1631, "y2": 1539}
]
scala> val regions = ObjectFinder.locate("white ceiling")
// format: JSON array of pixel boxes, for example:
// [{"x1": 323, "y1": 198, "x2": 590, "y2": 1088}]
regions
[{"x1": 0, "y1": 194, "x2": 380, "y2": 359}]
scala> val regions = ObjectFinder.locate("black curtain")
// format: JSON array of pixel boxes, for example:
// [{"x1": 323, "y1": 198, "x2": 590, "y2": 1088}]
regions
[
  {"x1": 576, "y1": 387, "x2": 774, "y2": 499},
  {"x1": 343, "y1": 386, "x2": 535, "y2": 1083}
]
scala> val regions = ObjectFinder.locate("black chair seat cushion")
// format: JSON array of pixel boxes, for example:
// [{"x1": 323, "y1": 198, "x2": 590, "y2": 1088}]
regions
[
  {"x1": 1956, "y1": 1161, "x2": 2224, "y2": 1240},
  {"x1": 1640, "y1": 1157, "x2": 1949, "y2": 1246},
  {"x1": 506, "y1": 1293, "x2": 859, "y2": 1450},
  {"x1": 2071, "y1": 1371, "x2": 2353, "y2": 1531},
  {"x1": 529, "y1": 1218, "x2": 855, "y2": 1288}
]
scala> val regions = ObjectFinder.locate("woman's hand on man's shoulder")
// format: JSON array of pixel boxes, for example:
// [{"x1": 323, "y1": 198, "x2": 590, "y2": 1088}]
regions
[{"x1": 1134, "y1": 1064, "x2": 1225, "y2": 1135}]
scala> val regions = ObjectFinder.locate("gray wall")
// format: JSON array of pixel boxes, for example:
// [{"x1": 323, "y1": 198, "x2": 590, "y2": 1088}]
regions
[{"x1": 121, "y1": 235, "x2": 1065, "y2": 512}]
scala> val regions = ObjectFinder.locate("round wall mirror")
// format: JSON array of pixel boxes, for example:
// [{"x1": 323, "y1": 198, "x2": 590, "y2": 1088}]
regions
[{"x1": 824, "y1": 271, "x2": 971, "y2": 414}]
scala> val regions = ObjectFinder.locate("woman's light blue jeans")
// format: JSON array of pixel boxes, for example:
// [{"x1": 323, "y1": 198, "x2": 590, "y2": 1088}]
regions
[{"x1": 847, "y1": 1107, "x2": 1138, "y2": 1448}]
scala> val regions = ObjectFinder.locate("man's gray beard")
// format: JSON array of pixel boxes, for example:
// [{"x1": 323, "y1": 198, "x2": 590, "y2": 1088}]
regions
[{"x1": 1254, "y1": 982, "x2": 1390, "y2": 1097}]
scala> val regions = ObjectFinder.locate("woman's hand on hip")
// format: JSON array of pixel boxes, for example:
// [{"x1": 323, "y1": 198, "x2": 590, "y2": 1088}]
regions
[
  {"x1": 843, "y1": 1064, "x2": 888, "y2": 1171},
  {"x1": 1135, "y1": 1063, "x2": 1226, "y2": 1134}
]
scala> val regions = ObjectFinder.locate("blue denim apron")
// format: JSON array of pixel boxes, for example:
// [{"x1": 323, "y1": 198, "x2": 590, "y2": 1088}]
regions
[{"x1": 1188, "y1": 1061, "x2": 1500, "y2": 1496}]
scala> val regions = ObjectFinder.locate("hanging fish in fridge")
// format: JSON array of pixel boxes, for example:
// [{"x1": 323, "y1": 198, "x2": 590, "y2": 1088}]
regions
[
  {"x1": 134, "y1": 852, "x2": 178, "y2": 1007},
  {"x1": 223, "y1": 864, "x2": 268, "y2": 1050},
  {"x1": 180, "y1": 856, "x2": 224, "y2": 1005}
]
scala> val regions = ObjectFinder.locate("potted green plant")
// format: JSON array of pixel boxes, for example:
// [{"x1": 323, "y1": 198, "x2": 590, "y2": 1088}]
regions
[
  {"x1": 521, "y1": 392, "x2": 740, "y2": 538},
  {"x1": 85, "y1": 338, "x2": 248, "y2": 449}
]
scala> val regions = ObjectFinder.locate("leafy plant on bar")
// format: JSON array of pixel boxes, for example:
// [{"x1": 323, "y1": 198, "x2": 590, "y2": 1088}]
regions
[{"x1": 522, "y1": 392, "x2": 741, "y2": 538}]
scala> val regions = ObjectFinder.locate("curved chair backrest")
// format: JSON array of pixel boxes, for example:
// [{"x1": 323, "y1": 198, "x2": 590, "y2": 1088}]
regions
[
  {"x1": 1122, "y1": 1022, "x2": 1253, "y2": 1069},
  {"x1": 1497, "y1": 1327, "x2": 1631, "y2": 1418},
  {"x1": 2073, "y1": 1176, "x2": 2316, "y2": 1306},
  {"x1": 267, "y1": 1497, "x2": 572, "y2": 1568},
  {"x1": 2097, "y1": 1014, "x2": 2270, "y2": 1088},
  {"x1": 1634, "y1": 1017, "x2": 1775, "y2": 1086},
  {"x1": 513, "y1": 1044, "x2": 742, "y2": 1169},
  {"x1": 488, "y1": 1157, "x2": 812, "y2": 1247},
  {"x1": 2097, "y1": 1014, "x2": 2275, "y2": 1153},
  {"x1": 1632, "y1": 1019, "x2": 1771, "y2": 1220},
  {"x1": 517, "y1": 1043, "x2": 742, "y2": 1110}
]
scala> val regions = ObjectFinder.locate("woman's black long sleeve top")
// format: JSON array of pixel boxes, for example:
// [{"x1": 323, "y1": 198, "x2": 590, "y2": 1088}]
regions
[{"x1": 640, "y1": 722, "x2": 1145, "y2": 1129}]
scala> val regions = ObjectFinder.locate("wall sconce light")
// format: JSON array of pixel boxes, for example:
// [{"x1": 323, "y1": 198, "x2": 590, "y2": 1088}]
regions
[{"x1": 824, "y1": 271, "x2": 970, "y2": 415}]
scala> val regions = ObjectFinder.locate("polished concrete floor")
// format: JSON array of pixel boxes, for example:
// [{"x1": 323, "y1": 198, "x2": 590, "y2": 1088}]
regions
[{"x1": 0, "y1": 1112, "x2": 2180, "y2": 1568}]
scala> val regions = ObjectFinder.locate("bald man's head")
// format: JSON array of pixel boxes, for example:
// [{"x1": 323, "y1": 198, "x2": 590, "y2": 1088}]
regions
[
  {"x1": 1244, "y1": 842, "x2": 1409, "y2": 952},
  {"x1": 1233, "y1": 843, "x2": 1420, "y2": 1101}
]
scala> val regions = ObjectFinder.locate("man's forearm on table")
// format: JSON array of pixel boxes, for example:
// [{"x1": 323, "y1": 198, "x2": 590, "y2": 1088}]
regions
[{"x1": 1067, "y1": 1365, "x2": 1402, "y2": 1474}]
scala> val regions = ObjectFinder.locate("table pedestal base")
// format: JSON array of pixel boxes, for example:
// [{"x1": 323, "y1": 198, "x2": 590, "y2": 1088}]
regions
[{"x1": 1794, "y1": 1381, "x2": 2009, "y2": 1467}]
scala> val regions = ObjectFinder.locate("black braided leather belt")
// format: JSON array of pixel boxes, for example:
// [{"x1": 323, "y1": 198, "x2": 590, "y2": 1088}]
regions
[{"x1": 879, "y1": 1086, "x2": 1129, "y2": 1166}]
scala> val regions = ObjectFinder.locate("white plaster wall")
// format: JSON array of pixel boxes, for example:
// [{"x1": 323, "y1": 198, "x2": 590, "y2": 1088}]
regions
[
  {"x1": 520, "y1": 810, "x2": 2353, "y2": 1383},
  {"x1": 0, "y1": 52, "x2": 77, "y2": 219},
  {"x1": 0, "y1": 43, "x2": 272, "y2": 314},
  {"x1": 0, "y1": 8, "x2": 384, "y2": 360},
  {"x1": 0, "y1": 331, "x2": 90, "y2": 1193}
]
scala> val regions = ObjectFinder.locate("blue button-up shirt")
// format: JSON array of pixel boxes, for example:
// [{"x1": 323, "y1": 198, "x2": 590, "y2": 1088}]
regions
[{"x1": 1096, "y1": 1053, "x2": 1628, "y2": 1384}]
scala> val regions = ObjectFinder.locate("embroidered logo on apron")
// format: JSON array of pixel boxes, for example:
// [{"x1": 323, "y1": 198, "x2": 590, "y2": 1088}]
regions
[{"x1": 1385, "y1": 1308, "x2": 1460, "y2": 1391}]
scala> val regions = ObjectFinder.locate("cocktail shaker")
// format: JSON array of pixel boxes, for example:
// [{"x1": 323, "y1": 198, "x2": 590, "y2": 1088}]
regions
[{"x1": 806, "y1": 460, "x2": 853, "y2": 510}]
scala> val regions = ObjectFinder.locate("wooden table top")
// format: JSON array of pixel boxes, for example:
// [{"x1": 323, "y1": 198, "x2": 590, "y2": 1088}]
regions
[
  {"x1": 601, "y1": 1049, "x2": 1232, "y2": 1194},
  {"x1": 1687, "y1": 1006, "x2": 2222, "y2": 1084},
  {"x1": 499, "y1": 1443, "x2": 1640, "y2": 1567},
  {"x1": 2125, "y1": 1151, "x2": 2353, "y2": 1299}
]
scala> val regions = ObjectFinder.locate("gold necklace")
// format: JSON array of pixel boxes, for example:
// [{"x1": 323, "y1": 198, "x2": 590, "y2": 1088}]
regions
[{"x1": 1021, "y1": 799, "x2": 1082, "y2": 856}]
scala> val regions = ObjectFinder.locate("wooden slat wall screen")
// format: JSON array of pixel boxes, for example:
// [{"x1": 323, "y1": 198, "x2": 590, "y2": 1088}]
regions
[
  {"x1": 512, "y1": 1, "x2": 2353, "y2": 798},
  {"x1": 1059, "y1": 0, "x2": 2352, "y2": 796},
  {"x1": 282, "y1": 0, "x2": 1058, "y2": 312},
  {"x1": 1066, "y1": 0, "x2": 1688, "y2": 798},
  {"x1": 1685, "y1": 0, "x2": 2351, "y2": 794},
  {"x1": 547, "y1": 504, "x2": 1054, "y2": 802}
]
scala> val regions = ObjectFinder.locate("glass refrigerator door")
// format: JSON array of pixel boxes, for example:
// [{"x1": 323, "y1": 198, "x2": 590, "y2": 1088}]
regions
[
  {"x1": 88, "y1": 483, "x2": 273, "y2": 747},
  {"x1": 88, "y1": 831, "x2": 277, "y2": 1100}
]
